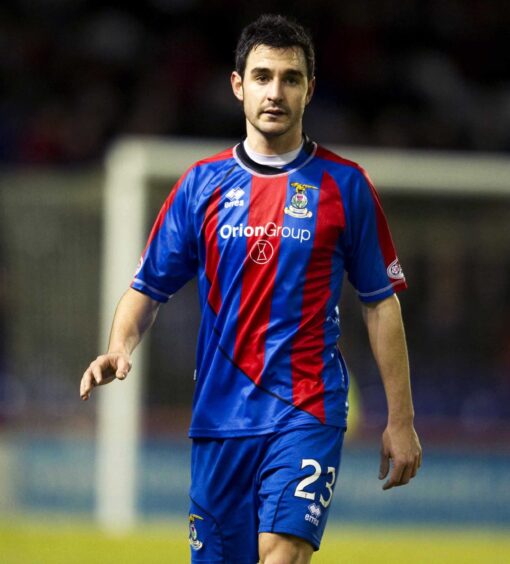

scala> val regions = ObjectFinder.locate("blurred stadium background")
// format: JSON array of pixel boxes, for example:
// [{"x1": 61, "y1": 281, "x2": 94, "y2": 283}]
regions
[{"x1": 1, "y1": 1, "x2": 509, "y2": 562}]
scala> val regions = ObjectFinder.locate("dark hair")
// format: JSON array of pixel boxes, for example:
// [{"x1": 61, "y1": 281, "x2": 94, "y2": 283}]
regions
[{"x1": 235, "y1": 14, "x2": 315, "y2": 79}]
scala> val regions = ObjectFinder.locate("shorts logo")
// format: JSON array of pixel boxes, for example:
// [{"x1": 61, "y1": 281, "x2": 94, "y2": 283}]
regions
[
  {"x1": 387, "y1": 258, "x2": 405, "y2": 280},
  {"x1": 284, "y1": 182, "x2": 317, "y2": 219},
  {"x1": 249, "y1": 239, "x2": 274, "y2": 264},
  {"x1": 224, "y1": 187, "x2": 245, "y2": 209},
  {"x1": 189, "y1": 514, "x2": 204, "y2": 551},
  {"x1": 305, "y1": 503, "x2": 322, "y2": 527}
]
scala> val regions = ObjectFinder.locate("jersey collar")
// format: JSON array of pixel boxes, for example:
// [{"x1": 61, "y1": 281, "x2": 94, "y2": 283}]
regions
[{"x1": 234, "y1": 135, "x2": 316, "y2": 176}]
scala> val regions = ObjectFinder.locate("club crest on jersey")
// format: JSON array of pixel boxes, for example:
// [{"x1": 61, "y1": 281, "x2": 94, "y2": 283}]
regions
[
  {"x1": 189, "y1": 514, "x2": 204, "y2": 551},
  {"x1": 284, "y1": 182, "x2": 317, "y2": 219}
]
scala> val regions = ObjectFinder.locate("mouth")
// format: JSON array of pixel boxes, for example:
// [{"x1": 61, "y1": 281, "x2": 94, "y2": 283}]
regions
[{"x1": 261, "y1": 108, "x2": 287, "y2": 117}]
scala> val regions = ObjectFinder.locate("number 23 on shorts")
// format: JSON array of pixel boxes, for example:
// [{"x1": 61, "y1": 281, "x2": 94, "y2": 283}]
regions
[{"x1": 294, "y1": 458, "x2": 337, "y2": 508}]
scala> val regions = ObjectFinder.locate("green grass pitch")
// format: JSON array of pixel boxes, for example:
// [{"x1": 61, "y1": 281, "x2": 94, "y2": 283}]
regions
[{"x1": 1, "y1": 517, "x2": 509, "y2": 563}]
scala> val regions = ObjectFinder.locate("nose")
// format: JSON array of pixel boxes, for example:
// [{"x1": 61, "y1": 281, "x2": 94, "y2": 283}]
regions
[{"x1": 267, "y1": 78, "x2": 284, "y2": 103}]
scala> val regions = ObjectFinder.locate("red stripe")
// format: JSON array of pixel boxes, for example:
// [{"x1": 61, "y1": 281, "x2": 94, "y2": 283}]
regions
[
  {"x1": 361, "y1": 171, "x2": 407, "y2": 290},
  {"x1": 316, "y1": 145, "x2": 407, "y2": 290},
  {"x1": 291, "y1": 171, "x2": 345, "y2": 423},
  {"x1": 315, "y1": 145, "x2": 362, "y2": 169},
  {"x1": 233, "y1": 175, "x2": 288, "y2": 384},
  {"x1": 141, "y1": 149, "x2": 233, "y2": 258},
  {"x1": 204, "y1": 187, "x2": 222, "y2": 314}
]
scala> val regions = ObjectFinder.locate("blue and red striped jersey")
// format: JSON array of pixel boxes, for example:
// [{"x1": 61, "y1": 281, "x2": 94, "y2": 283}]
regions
[{"x1": 132, "y1": 138, "x2": 407, "y2": 437}]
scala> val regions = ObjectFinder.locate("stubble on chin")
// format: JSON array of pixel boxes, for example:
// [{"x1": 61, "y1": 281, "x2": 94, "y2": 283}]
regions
[
  {"x1": 256, "y1": 124, "x2": 289, "y2": 138},
  {"x1": 249, "y1": 113, "x2": 294, "y2": 139}
]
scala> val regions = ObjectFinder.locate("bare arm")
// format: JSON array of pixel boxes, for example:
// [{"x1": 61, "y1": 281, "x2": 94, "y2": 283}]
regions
[
  {"x1": 80, "y1": 288, "x2": 161, "y2": 400},
  {"x1": 361, "y1": 294, "x2": 422, "y2": 489}
]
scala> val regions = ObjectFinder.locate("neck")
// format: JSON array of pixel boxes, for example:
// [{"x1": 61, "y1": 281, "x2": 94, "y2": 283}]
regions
[{"x1": 245, "y1": 122, "x2": 303, "y2": 155}]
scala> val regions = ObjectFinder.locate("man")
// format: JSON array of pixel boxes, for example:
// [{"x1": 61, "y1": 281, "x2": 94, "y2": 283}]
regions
[{"x1": 81, "y1": 14, "x2": 421, "y2": 564}]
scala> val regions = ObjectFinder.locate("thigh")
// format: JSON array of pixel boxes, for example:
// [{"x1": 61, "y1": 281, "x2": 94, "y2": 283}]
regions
[
  {"x1": 189, "y1": 436, "x2": 267, "y2": 563},
  {"x1": 257, "y1": 425, "x2": 345, "y2": 552}
]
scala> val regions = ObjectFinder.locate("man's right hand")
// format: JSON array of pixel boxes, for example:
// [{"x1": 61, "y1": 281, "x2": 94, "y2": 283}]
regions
[{"x1": 80, "y1": 353, "x2": 132, "y2": 401}]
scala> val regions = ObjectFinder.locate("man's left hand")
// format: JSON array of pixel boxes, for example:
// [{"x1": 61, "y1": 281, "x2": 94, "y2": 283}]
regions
[{"x1": 379, "y1": 422, "x2": 422, "y2": 490}]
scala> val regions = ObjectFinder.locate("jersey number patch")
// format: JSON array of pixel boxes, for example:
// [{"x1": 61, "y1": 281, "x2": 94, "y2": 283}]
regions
[{"x1": 294, "y1": 458, "x2": 336, "y2": 508}]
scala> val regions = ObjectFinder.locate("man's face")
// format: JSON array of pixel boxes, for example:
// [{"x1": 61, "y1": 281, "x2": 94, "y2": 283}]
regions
[{"x1": 231, "y1": 45, "x2": 315, "y2": 142}]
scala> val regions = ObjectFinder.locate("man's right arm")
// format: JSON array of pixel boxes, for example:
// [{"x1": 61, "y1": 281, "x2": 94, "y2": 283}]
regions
[{"x1": 80, "y1": 288, "x2": 161, "y2": 400}]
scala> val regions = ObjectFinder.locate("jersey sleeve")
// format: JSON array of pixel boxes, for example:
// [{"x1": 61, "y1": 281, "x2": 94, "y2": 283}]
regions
[
  {"x1": 344, "y1": 168, "x2": 407, "y2": 302},
  {"x1": 131, "y1": 167, "x2": 198, "y2": 302}
]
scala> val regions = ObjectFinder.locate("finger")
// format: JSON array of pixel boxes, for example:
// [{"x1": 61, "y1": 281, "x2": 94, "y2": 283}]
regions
[
  {"x1": 115, "y1": 356, "x2": 131, "y2": 380},
  {"x1": 411, "y1": 456, "x2": 420, "y2": 478},
  {"x1": 80, "y1": 370, "x2": 95, "y2": 400},
  {"x1": 80, "y1": 382, "x2": 90, "y2": 400},
  {"x1": 91, "y1": 363, "x2": 104, "y2": 386},
  {"x1": 91, "y1": 362, "x2": 116, "y2": 386},
  {"x1": 398, "y1": 463, "x2": 414, "y2": 486},
  {"x1": 379, "y1": 451, "x2": 390, "y2": 480},
  {"x1": 412, "y1": 452, "x2": 422, "y2": 477},
  {"x1": 383, "y1": 462, "x2": 405, "y2": 490}
]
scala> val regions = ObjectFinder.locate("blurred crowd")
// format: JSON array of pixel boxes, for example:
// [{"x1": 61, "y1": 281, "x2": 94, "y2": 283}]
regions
[
  {"x1": 1, "y1": 0, "x2": 510, "y2": 165},
  {"x1": 0, "y1": 1, "x2": 509, "y2": 438}
]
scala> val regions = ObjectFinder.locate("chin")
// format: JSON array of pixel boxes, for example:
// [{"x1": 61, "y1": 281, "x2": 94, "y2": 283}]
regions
[{"x1": 256, "y1": 123, "x2": 290, "y2": 138}]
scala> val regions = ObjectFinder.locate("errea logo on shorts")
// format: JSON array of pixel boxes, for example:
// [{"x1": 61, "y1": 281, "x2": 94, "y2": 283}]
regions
[
  {"x1": 305, "y1": 503, "x2": 322, "y2": 527},
  {"x1": 224, "y1": 187, "x2": 245, "y2": 208},
  {"x1": 219, "y1": 222, "x2": 311, "y2": 244}
]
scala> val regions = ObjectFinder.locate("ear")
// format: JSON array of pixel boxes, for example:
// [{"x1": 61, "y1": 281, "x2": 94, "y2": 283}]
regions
[
  {"x1": 231, "y1": 71, "x2": 244, "y2": 102},
  {"x1": 305, "y1": 76, "x2": 316, "y2": 105}
]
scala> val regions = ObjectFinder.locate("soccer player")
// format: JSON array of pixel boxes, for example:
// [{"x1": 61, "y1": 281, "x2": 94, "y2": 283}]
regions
[{"x1": 80, "y1": 14, "x2": 422, "y2": 564}]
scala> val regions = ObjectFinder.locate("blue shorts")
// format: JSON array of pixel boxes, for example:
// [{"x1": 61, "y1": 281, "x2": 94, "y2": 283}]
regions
[{"x1": 188, "y1": 424, "x2": 345, "y2": 563}]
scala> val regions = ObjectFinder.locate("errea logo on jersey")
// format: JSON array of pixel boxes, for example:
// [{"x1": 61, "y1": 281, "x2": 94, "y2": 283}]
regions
[{"x1": 224, "y1": 187, "x2": 245, "y2": 208}]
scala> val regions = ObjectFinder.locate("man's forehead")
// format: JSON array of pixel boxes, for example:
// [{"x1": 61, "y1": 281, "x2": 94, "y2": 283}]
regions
[{"x1": 245, "y1": 44, "x2": 307, "y2": 73}]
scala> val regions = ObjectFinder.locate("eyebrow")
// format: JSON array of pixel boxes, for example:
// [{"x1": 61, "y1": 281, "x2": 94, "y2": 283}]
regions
[{"x1": 249, "y1": 67, "x2": 305, "y2": 78}]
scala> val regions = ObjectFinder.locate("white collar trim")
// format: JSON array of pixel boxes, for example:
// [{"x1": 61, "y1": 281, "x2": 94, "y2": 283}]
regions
[{"x1": 242, "y1": 139, "x2": 304, "y2": 168}]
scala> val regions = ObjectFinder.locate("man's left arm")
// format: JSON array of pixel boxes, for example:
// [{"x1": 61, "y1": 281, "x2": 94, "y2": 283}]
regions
[{"x1": 361, "y1": 294, "x2": 422, "y2": 490}]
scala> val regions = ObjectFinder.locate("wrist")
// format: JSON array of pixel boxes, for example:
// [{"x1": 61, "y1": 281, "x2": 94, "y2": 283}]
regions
[
  {"x1": 107, "y1": 345, "x2": 131, "y2": 357},
  {"x1": 387, "y1": 412, "x2": 415, "y2": 427}
]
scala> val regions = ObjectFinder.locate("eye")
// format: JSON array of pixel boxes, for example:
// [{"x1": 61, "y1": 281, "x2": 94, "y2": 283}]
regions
[
  {"x1": 255, "y1": 74, "x2": 269, "y2": 83},
  {"x1": 285, "y1": 75, "x2": 300, "y2": 85}
]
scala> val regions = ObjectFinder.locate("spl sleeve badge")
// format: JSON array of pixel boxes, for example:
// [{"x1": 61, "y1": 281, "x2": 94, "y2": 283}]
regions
[{"x1": 285, "y1": 182, "x2": 317, "y2": 219}]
